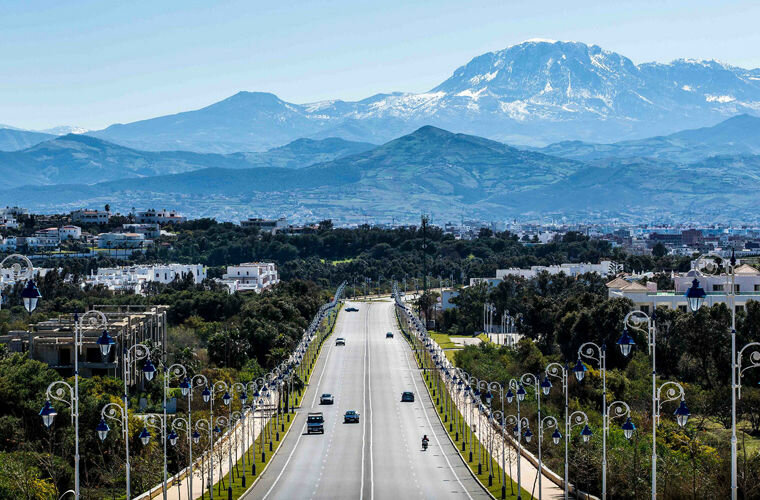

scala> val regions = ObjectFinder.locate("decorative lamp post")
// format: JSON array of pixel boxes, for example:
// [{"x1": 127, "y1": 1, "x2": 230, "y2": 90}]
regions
[
  {"x1": 1, "y1": 254, "x2": 38, "y2": 313},
  {"x1": 537, "y1": 413, "x2": 559, "y2": 500},
  {"x1": 651, "y1": 382, "x2": 689, "y2": 498},
  {"x1": 99, "y1": 402, "x2": 133, "y2": 499}
]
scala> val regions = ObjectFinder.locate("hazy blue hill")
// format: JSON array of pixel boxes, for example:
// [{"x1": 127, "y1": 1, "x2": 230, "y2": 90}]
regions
[
  {"x1": 236, "y1": 137, "x2": 376, "y2": 169},
  {"x1": 0, "y1": 134, "x2": 258, "y2": 188},
  {"x1": 0, "y1": 128, "x2": 55, "y2": 151},
  {"x1": 535, "y1": 114, "x2": 760, "y2": 162}
]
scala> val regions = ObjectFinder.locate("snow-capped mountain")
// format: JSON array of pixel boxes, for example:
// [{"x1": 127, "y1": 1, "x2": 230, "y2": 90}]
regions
[
  {"x1": 41, "y1": 125, "x2": 89, "y2": 135},
  {"x1": 90, "y1": 40, "x2": 760, "y2": 152}
]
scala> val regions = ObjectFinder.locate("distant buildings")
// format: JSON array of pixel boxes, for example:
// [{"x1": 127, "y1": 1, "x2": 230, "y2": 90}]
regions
[
  {"x1": 85, "y1": 264, "x2": 206, "y2": 293},
  {"x1": 608, "y1": 261, "x2": 760, "y2": 313},
  {"x1": 71, "y1": 209, "x2": 110, "y2": 224},
  {"x1": 97, "y1": 232, "x2": 147, "y2": 249},
  {"x1": 136, "y1": 209, "x2": 186, "y2": 225},
  {"x1": 468, "y1": 261, "x2": 617, "y2": 287},
  {"x1": 241, "y1": 217, "x2": 288, "y2": 234},
  {"x1": 0, "y1": 305, "x2": 167, "y2": 385},
  {"x1": 123, "y1": 223, "x2": 161, "y2": 239},
  {"x1": 219, "y1": 262, "x2": 279, "y2": 293}
]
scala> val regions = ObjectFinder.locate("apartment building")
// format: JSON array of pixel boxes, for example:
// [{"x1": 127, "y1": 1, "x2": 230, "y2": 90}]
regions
[
  {"x1": 135, "y1": 209, "x2": 187, "y2": 225},
  {"x1": 220, "y1": 262, "x2": 279, "y2": 293},
  {"x1": 71, "y1": 209, "x2": 110, "y2": 224},
  {"x1": 607, "y1": 263, "x2": 760, "y2": 313},
  {"x1": 0, "y1": 305, "x2": 168, "y2": 386},
  {"x1": 86, "y1": 264, "x2": 206, "y2": 293},
  {"x1": 97, "y1": 232, "x2": 146, "y2": 249}
]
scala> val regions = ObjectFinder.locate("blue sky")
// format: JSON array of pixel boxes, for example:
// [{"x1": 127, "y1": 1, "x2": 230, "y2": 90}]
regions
[{"x1": 2, "y1": 0, "x2": 759, "y2": 130}]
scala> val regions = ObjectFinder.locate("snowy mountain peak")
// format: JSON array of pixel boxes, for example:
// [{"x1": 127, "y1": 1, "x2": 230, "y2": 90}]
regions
[{"x1": 41, "y1": 125, "x2": 89, "y2": 135}]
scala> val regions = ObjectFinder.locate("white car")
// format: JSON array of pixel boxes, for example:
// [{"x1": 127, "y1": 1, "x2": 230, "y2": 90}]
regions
[{"x1": 335, "y1": 338, "x2": 346, "y2": 346}]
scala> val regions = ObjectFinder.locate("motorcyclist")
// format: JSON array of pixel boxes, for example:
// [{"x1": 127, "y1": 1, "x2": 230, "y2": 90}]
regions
[{"x1": 422, "y1": 435, "x2": 429, "y2": 449}]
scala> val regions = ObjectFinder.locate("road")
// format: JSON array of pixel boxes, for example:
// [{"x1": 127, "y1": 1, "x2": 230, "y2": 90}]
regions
[{"x1": 243, "y1": 300, "x2": 489, "y2": 500}]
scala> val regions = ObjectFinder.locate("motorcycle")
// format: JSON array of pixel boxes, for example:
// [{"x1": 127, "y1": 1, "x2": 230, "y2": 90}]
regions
[{"x1": 422, "y1": 439, "x2": 429, "y2": 451}]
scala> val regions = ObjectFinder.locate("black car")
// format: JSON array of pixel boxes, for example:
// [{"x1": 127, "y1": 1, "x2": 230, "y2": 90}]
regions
[
  {"x1": 345, "y1": 307, "x2": 359, "y2": 312},
  {"x1": 401, "y1": 391, "x2": 415, "y2": 402},
  {"x1": 386, "y1": 332, "x2": 394, "y2": 338},
  {"x1": 344, "y1": 410, "x2": 360, "y2": 423}
]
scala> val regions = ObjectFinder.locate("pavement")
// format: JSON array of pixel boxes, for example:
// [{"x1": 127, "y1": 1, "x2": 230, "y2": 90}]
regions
[{"x1": 242, "y1": 300, "x2": 489, "y2": 500}]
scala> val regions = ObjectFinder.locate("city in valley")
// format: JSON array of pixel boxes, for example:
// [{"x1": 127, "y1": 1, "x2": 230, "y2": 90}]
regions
[{"x1": 1, "y1": 2, "x2": 759, "y2": 499}]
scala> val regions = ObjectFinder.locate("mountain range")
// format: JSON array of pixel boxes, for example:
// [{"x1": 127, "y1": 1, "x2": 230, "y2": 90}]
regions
[
  {"x1": 3, "y1": 116, "x2": 760, "y2": 222},
  {"x1": 68, "y1": 40, "x2": 760, "y2": 152}
]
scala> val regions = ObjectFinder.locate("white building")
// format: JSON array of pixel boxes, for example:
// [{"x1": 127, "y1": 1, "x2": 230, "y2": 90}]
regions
[
  {"x1": 71, "y1": 209, "x2": 110, "y2": 224},
  {"x1": 122, "y1": 223, "x2": 161, "y2": 239},
  {"x1": 97, "y1": 232, "x2": 146, "y2": 249},
  {"x1": 220, "y1": 262, "x2": 279, "y2": 293},
  {"x1": 496, "y1": 261, "x2": 615, "y2": 280},
  {"x1": 86, "y1": 264, "x2": 206, "y2": 293},
  {"x1": 607, "y1": 263, "x2": 760, "y2": 313},
  {"x1": 136, "y1": 210, "x2": 186, "y2": 225},
  {"x1": 241, "y1": 217, "x2": 288, "y2": 234},
  {"x1": 59, "y1": 226, "x2": 83, "y2": 240}
]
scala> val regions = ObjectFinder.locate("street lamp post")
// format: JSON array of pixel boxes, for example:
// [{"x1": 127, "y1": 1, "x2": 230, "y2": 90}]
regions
[
  {"x1": 1, "y1": 254, "x2": 41, "y2": 314},
  {"x1": 568, "y1": 410, "x2": 592, "y2": 496},
  {"x1": 504, "y1": 412, "x2": 530, "y2": 500},
  {"x1": 536, "y1": 413, "x2": 559, "y2": 500},
  {"x1": 505, "y1": 373, "x2": 538, "y2": 500},
  {"x1": 155, "y1": 363, "x2": 188, "y2": 500},
  {"x1": 39, "y1": 310, "x2": 108, "y2": 500},
  {"x1": 194, "y1": 418, "x2": 212, "y2": 497},
  {"x1": 602, "y1": 401, "x2": 634, "y2": 498},
  {"x1": 544, "y1": 362, "x2": 572, "y2": 499},
  {"x1": 652, "y1": 382, "x2": 690, "y2": 499},
  {"x1": 179, "y1": 374, "x2": 207, "y2": 500},
  {"x1": 202, "y1": 380, "x2": 229, "y2": 499},
  {"x1": 576, "y1": 341, "x2": 610, "y2": 499},
  {"x1": 98, "y1": 402, "x2": 133, "y2": 499}
]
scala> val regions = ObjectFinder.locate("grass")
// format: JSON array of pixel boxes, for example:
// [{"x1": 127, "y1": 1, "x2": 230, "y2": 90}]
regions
[
  {"x1": 196, "y1": 308, "x2": 339, "y2": 499},
  {"x1": 417, "y1": 359, "x2": 531, "y2": 499},
  {"x1": 431, "y1": 332, "x2": 458, "y2": 349}
]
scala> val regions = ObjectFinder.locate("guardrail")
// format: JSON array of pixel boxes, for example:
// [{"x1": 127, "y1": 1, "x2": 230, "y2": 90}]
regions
[
  {"x1": 136, "y1": 281, "x2": 346, "y2": 500},
  {"x1": 392, "y1": 283, "x2": 594, "y2": 500}
]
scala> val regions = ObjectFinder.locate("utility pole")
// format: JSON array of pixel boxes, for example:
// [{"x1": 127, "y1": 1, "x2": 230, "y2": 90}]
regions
[{"x1": 421, "y1": 214, "x2": 429, "y2": 326}]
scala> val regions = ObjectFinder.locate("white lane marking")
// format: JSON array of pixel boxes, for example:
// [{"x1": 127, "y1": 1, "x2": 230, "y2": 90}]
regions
[
  {"x1": 360, "y1": 303, "x2": 368, "y2": 500},
  {"x1": 368, "y1": 303, "x2": 374, "y2": 499},
  {"x1": 261, "y1": 421, "x2": 307, "y2": 500},
  {"x1": 402, "y1": 319, "x2": 473, "y2": 500},
  {"x1": 263, "y1": 309, "x2": 343, "y2": 499}
]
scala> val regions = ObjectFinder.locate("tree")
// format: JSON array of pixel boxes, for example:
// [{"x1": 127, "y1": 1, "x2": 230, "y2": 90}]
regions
[{"x1": 652, "y1": 242, "x2": 668, "y2": 258}]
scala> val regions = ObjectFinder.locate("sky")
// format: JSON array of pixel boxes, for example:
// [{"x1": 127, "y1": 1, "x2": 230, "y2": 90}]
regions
[{"x1": 2, "y1": 0, "x2": 760, "y2": 131}]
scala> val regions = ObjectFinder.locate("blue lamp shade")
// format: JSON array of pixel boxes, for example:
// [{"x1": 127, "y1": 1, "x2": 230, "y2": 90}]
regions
[
  {"x1": 96, "y1": 418, "x2": 110, "y2": 441},
  {"x1": 551, "y1": 428, "x2": 562, "y2": 445},
  {"x1": 685, "y1": 279, "x2": 706, "y2": 312},
  {"x1": 240, "y1": 391, "x2": 248, "y2": 406},
  {"x1": 142, "y1": 360, "x2": 156, "y2": 382},
  {"x1": 674, "y1": 400, "x2": 690, "y2": 427},
  {"x1": 139, "y1": 427, "x2": 151, "y2": 446},
  {"x1": 39, "y1": 400, "x2": 57, "y2": 428},
  {"x1": 580, "y1": 424, "x2": 593, "y2": 443},
  {"x1": 516, "y1": 385, "x2": 526, "y2": 402},
  {"x1": 21, "y1": 280, "x2": 42, "y2": 313},
  {"x1": 513, "y1": 424, "x2": 520, "y2": 437},
  {"x1": 573, "y1": 359, "x2": 588, "y2": 382},
  {"x1": 180, "y1": 378, "x2": 191, "y2": 397},
  {"x1": 96, "y1": 330, "x2": 115, "y2": 357},
  {"x1": 541, "y1": 376, "x2": 552, "y2": 396},
  {"x1": 202, "y1": 388, "x2": 211, "y2": 403},
  {"x1": 506, "y1": 389, "x2": 514, "y2": 404},
  {"x1": 523, "y1": 427, "x2": 533, "y2": 443},
  {"x1": 253, "y1": 390, "x2": 261, "y2": 399},
  {"x1": 484, "y1": 391, "x2": 493, "y2": 405},
  {"x1": 192, "y1": 430, "x2": 201, "y2": 444},
  {"x1": 213, "y1": 426, "x2": 222, "y2": 434},
  {"x1": 168, "y1": 430, "x2": 179, "y2": 446},
  {"x1": 622, "y1": 417, "x2": 636, "y2": 439},
  {"x1": 223, "y1": 392, "x2": 232, "y2": 406},
  {"x1": 617, "y1": 328, "x2": 636, "y2": 357}
]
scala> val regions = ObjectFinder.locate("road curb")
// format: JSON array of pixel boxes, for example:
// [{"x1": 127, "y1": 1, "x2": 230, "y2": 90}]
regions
[
  {"x1": 415, "y1": 358, "x2": 497, "y2": 500},
  {"x1": 239, "y1": 412, "x2": 298, "y2": 498}
]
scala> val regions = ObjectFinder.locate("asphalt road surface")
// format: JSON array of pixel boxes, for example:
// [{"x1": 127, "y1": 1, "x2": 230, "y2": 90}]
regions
[{"x1": 243, "y1": 300, "x2": 489, "y2": 500}]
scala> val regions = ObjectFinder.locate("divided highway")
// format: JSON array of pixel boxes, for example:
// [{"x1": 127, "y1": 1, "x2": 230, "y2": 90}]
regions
[{"x1": 244, "y1": 300, "x2": 489, "y2": 500}]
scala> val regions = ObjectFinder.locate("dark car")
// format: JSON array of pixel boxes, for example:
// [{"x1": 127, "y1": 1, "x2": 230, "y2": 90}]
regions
[
  {"x1": 401, "y1": 391, "x2": 415, "y2": 402},
  {"x1": 344, "y1": 410, "x2": 360, "y2": 423},
  {"x1": 345, "y1": 307, "x2": 359, "y2": 312},
  {"x1": 386, "y1": 332, "x2": 394, "y2": 338},
  {"x1": 320, "y1": 393, "x2": 335, "y2": 405},
  {"x1": 307, "y1": 413, "x2": 324, "y2": 434}
]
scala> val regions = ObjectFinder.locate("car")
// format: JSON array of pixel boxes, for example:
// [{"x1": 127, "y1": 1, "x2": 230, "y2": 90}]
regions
[
  {"x1": 335, "y1": 338, "x2": 346, "y2": 346},
  {"x1": 386, "y1": 332, "x2": 394, "y2": 338},
  {"x1": 307, "y1": 412, "x2": 325, "y2": 434},
  {"x1": 345, "y1": 307, "x2": 359, "y2": 312},
  {"x1": 344, "y1": 410, "x2": 360, "y2": 423},
  {"x1": 320, "y1": 393, "x2": 335, "y2": 405},
  {"x1": 401, "y1": 391, "x2": 415, "y2": 402}
]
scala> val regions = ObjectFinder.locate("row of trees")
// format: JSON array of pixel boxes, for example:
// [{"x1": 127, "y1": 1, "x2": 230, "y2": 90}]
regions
[{"x1": 441, "y1": 273, "x2": 760, "y2": 498}]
